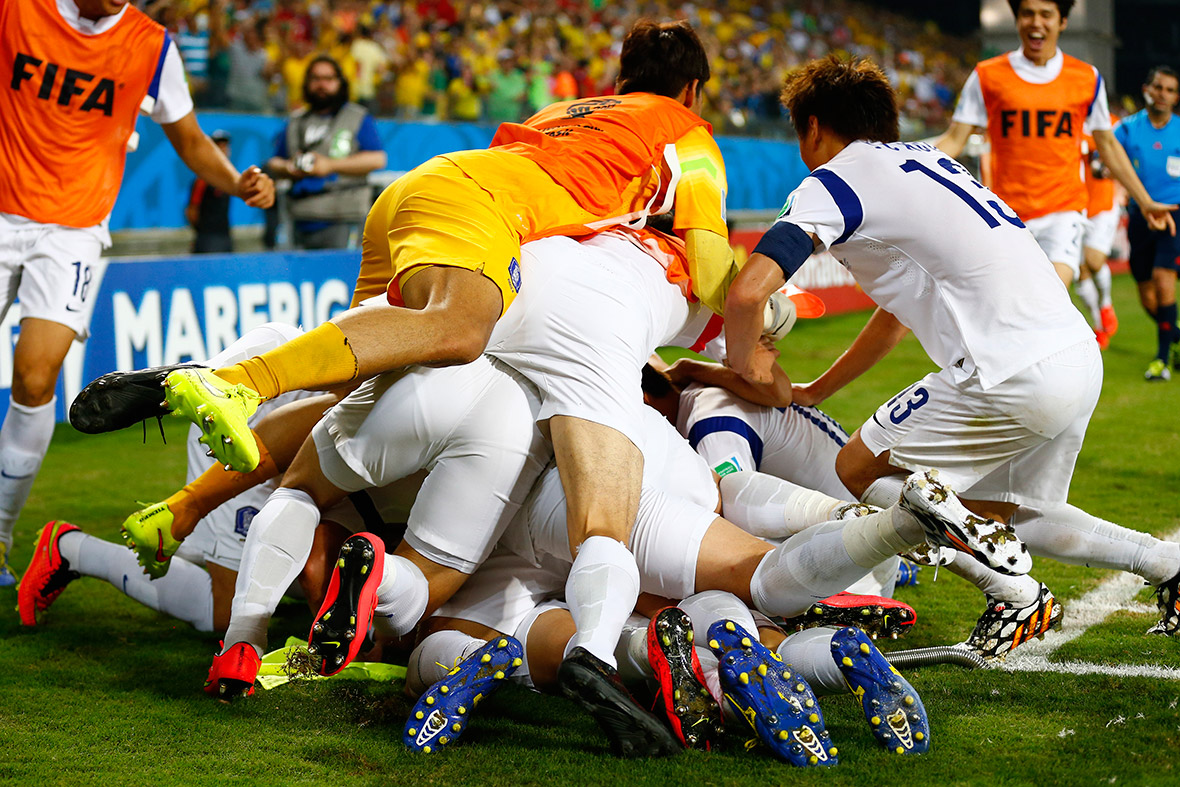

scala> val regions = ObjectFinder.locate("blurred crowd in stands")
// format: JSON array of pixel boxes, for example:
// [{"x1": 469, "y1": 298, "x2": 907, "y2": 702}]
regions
[{"x1": 146, "y1": 0, "x2": 978, "y2": 138}]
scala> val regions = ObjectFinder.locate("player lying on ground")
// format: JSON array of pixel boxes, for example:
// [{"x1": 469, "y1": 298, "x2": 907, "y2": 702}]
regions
[
  {"x1": 641, "y1": 361, "x2": 1064, "y2": 659},
  {"x1": 301, "y1": 367, "x2": 1009, "y2": 755},
  {"x1": 723, "y1": 55, "x2": 1180, "y2": 640}
]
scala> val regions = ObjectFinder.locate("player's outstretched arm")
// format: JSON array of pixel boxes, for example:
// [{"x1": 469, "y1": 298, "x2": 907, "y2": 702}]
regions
[
  {"x1": 163, "y1": 112, "x2": 276, "y2": 209},
  {"x1": 667, "y1": 349, "x2": 793, "y2": 408},
  {"x1": 1093, "y1": 129, "x2": 1178, "y2": 236},
  {"x1": 791, "y1": 307, "x2": 909, "y2": 407},
  {"x1": 933, "y1": 121, "x2": 980, "y2": 159}
]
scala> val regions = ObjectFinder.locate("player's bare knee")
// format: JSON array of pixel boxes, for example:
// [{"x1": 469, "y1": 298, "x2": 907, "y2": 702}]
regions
[
  {"x1": 836, "y1": 441, "x2": 874, "y2": 500},
  {"x1": 10, "y1": 363, "x2": 61, "y2": 406}
]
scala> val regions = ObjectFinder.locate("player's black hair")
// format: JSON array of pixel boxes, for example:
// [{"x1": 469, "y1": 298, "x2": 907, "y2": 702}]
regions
[
  {"x1": 616, "y1": 19, "x2": 710, "y2": 99},
  {"x1": 1007, "y1": 0, "x2": 1075, "y2": 19},
  {"x1": 640, "y1": 364, "x2": 679, "y2": 399},
  {"x1": 1146, "y1": 65, "x2": 1180, "y2": 86},
  {"x1": 780, "y1": 55, "x2": 899, "y2": 144},
  {"x1": 302, "y1": 55, "x2": 351, "y2": 113}
]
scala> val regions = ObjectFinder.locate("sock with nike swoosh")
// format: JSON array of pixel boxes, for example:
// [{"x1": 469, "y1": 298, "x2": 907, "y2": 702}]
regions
[
  {"x1": 0, "y1": 398, "x2": 56, "y2": 551},
  {"x1": 57, "y1": 529, "x2": 214, "y2": 631}
]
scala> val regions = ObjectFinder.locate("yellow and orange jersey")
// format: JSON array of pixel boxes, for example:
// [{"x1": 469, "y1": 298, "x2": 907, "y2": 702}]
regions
[
  {"x1": 976, "y1": 53, "x2": 1099, "y2": 220},
  {"x1": 1082, "y1": 133, "x2": 1115, "y2": 216},
  {"x1": 668, "y1": 125, "x2": 729, "y2": 238},
  {"x1": 473, "y1": 92, "x2": 715, "y2": 233},
  {"x1": 0, "y1": 0, "x2": 169, "y2": 228}
]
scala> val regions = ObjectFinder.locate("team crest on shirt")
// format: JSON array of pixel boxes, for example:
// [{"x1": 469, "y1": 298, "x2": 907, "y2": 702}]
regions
[
  {"x1": 508, "y1": 257, "x2": 522, "y2": 293},
  {"x1": 565, "y1": 98, "x2": 621, "y2": 118}
]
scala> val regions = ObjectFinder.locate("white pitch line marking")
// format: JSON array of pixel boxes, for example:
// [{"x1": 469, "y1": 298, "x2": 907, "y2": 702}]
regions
[{"x1": 994, "y1": 526, "x2": 1180, "y2": 679}]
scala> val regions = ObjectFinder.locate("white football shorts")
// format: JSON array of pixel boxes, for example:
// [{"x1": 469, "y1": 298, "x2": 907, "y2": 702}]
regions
[
  {"x1": 1082, "y1": 208, "x2": 1119, "y2": 257},
  {"x1": 431, "y1": 548, "x2": 567, "y2": 636},
  {"x1": 516, "y1": 407, "x2": 720, "y2": 599},
  {"x1": 1024, "y1": 210, "x2": 1085, "y2": 278},
  {"x1": 486, "y1": 233, "x2": 691, "y2": 446},
  {"x1": 0, "y1": 221, "x2": 107, "y2": 339},
  {"x1": 859, "y1": 339, "x2": 1102, "y2": 507},
  {"x1": 313, "y1": 356, "x2": 550, "y2": 573}
]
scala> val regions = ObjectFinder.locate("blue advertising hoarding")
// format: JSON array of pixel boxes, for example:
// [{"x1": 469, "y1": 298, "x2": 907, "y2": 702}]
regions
[
  {"x1": 113, "y1": 113, "x2": 807, "y2": 232},
  {"x1": 0, "y1": 250, "x2": 360, "y2": 422}
]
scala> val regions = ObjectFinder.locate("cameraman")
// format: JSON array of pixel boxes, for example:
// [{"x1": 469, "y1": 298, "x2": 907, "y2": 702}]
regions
[{"x1": 268, "y1": 55, "x2": 386, "y2": 249}]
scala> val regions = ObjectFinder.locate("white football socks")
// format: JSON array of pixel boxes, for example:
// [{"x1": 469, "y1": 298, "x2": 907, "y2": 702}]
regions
[
  {"x1": 750, "y1": 508, "x2": 921, "y2": 619},
  {"x1": 372, "y1": 555, "x2": 430, "y2": 636},
  {"x1": 944, "y1": 551, "x2": 1041, "y2": 606},
  {"x1": 860, "y1": 475, "x2": 905, "y2": 509},
  {"x1": 224, "y1": 487, "x2": 319, "y2": 655},
  {"x1": 1074, "y1": 277, "x2": 1102, "y2": 328},
  {"x1": 612, "y1": 614, "x2": 655, "y2": 685},
  {"x1": 1095, "y1": 264, "x2": 1113, "y2": 308},
  {"x1": 776, "y1": 627, "x2": 846, "y2": 695},
  {"x1": 0, "y1": 398, "x2": 55, "y2": 549},
  {"x1": 1014, "y1": 503, "x2": 1180, "y2": 586},
  {"x1": 679, "y1": 591, "x2": 758, "y2": 718},
  {"x1": 718, "y1": 471, "x2": 847, "y2": 539},
  {"x1": 844, "y1": 554, "x2": 901, "y2": 598},
  {"x1": 57, "y1": 530, "x2": 214, "y2": 631},
  {"x1": 405, "y1": 629, "x2": 486, "y2": 697},
  {"x1": 679, "y1": 590, "x2": 758, "y2": 638},
  {"x1": 563, "y1": 536, "x2": 640, "y2": 667}
]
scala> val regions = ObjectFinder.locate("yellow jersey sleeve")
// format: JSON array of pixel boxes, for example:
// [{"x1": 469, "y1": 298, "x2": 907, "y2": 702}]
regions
[
  {"x1": 685, "y1": 228, "x2": 740, "y2": 316},
  {"x1": 671, "y1": 126, "x2": 729, "y2": 236},
  {"x1": 667, "y1": 126, "x2": 735, "y2": 315}
]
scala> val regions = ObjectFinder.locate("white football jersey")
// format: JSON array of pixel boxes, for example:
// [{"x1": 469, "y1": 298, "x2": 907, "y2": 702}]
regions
[
  {"x1": 675, "y1": 382, "x2": 853, "y2": 500},
  {"x1": 777, "y1": 140, "x2": 1092, "y2": 389}
]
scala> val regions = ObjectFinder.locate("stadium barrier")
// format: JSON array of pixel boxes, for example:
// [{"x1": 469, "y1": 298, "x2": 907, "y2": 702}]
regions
[
  {"x1": 113, "y1": 112, "x2": 811, "y2": 232},
  {"x1": 0, "y1": 236, "x2": 871, "y2": 423},
  {"x1": 2, "y1": 226, "x2": 1131, "y2": 423},
  {"x1": 0, "y1": 250, "x2": 360, "y2": 423}
]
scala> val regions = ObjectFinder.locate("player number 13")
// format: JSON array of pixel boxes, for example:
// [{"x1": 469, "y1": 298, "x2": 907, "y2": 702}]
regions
[{"x1": 899, "y1": 159, "x2": 1024, "y2": 230}]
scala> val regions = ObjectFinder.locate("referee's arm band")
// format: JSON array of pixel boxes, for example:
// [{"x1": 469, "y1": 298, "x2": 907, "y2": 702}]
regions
[{"x1": 752, "y1": 221, "x2": 815, "y2": 282}]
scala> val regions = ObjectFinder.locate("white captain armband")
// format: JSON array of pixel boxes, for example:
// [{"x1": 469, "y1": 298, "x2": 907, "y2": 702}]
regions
[{"x1": 752, "y1": 221, "x2": 814, "y2": 281}]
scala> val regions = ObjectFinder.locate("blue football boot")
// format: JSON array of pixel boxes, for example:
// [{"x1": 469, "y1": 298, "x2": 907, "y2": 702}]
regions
[
  {"x1": 706, "y1": 618, "x2": 828, "y2": 726},
  {"x1": 831, "y1": 626, "x2": 930, "y2": 754},
  {"x1": 895, "y1": 559, "x2": 922, "y2": 588},
  {"x1": 707, "y1": 620, "x2": 837, "y2": 767},
  {"x1": 0, "y1": 542, "x2": 19, "y2": 587},
  {"x1": 403, "y1": 635, "x2": 524, "y2": 753}
]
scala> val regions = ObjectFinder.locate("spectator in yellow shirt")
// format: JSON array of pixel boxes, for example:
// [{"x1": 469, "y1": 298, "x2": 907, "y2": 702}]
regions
[{"x1": 446, "y1": 62, "x2": 484, "y2": 121}]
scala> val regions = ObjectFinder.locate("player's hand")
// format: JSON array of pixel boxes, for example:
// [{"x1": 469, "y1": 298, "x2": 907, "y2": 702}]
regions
[
  {"x1": 664, "y1": 358, "x2": 694, "y2": 388},
  {"x1": 734, "y1": 340, "x2": 778, "y2": 385},
  {"x1": 1143, "y1": 200, "x2": 1179, "y2": 236},
  {"x1": 237, "y1": 166, "x2": 275, "y2": 209},
  {"x1": 790, "y1": 380, "x2": 825, "y2": 407}
]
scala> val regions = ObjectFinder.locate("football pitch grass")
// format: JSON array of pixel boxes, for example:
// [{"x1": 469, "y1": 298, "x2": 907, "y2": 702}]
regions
[{"x1": 2, "y1": 275, "x2": 1178, "y2": 785}]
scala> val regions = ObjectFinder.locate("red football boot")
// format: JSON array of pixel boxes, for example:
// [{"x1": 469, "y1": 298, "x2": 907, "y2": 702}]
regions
[
  {"x1": 307, "y1": 532, "x2": 385, "y2": 676},
  {"x1": 646, "y1": 606, "x2": 723, "y2": 750},
  {"x1": 17, "y1": 521, "x2": 81, "y2": 626},
  {"x1": 780, "y1": 592, "x2": 917, "y2": 641},
  {"x1": 204, "y1": 641, "x2": 261, "y2": 700}
]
